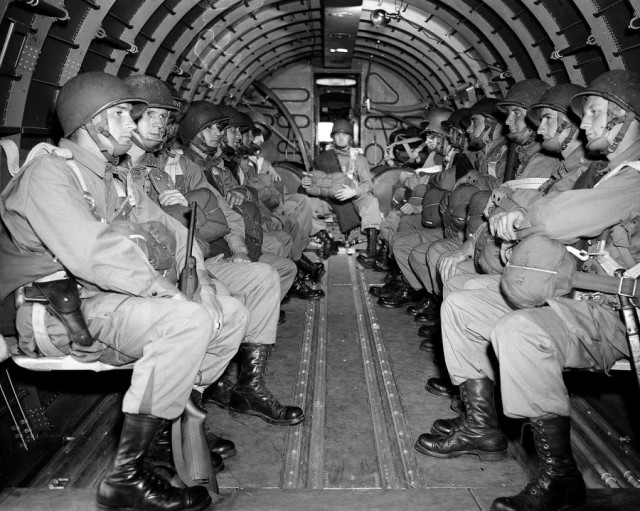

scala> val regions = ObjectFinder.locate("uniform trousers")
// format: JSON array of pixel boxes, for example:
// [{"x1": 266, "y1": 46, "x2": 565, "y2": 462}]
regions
[
  {"x1": 205, "y1": 259, "x2": 281, "y2": 345},
  {"x1": 258, "y1": 253, "x2": 296, "y2": 299},
  {"x1": 441, "y1": 282, "x2": 628, "y2": 419},
  {"x1": 279, "y1": 193, "x2": 313, "y2": 237},
  {"x1": 263, "y1": 230, "x2": 292, "y2": 258},
  {"x1": 391, "y1": 229, "x2": 444, "y2": 291},
  {"x1": 309, "y1": 192, "x2": 382, "y2": 232},
  {"x1": 380, "y1": 212, "x2": 422, "y2": 253},
  {"x1": 272, "y1": 211, "x2": 310, "y2": 261},
  {"x1": 17, "y1": 293, "x2": 248, "y2": 420}
]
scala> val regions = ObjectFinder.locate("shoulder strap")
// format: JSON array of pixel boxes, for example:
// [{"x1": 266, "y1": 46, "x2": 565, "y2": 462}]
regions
[
  {"x1": 596, "y1": 160, "x2": 640, "y2": 186},
  {"x1": 0, "y1": 138, "x2": 21, "y2": 177}
]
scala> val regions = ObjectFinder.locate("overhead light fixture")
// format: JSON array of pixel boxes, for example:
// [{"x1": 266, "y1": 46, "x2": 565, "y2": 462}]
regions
[
  {"x1": 330, "y1": 48, "x2": 349, "y2": 53},
  {"x1": 370, "y1": 9, "x2": 402, "y2": 28},
  {"x1": 329, "y1": 11, "x2": 354, "y2": 18},
  {"x1": 315, "y1": 77, "x2": 357, "y2": 87}
]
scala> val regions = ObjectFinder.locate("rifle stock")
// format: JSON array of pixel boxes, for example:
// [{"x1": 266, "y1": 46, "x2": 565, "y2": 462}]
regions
[
  {"x1": 171, "y1": 398, "x2": 220, "y2": 496},
  {"x1": 178, "y1": 202, "x2": 199, "y2": 299}
]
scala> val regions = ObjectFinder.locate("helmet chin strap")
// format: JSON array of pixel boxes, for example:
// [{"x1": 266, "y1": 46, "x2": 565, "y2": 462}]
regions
[
  {"x1": 192, "y1": 132, "x2": 218, "y2": 155},
  {"x1": 468, "y1": 117, "x2": 497, "y2": 151},
  {"x1": 131, "y1": 130, "x2": 164, "y2": 152},
  {"x1": 85, "y1": 112, "x2": 128, "y2": 164},
  {"x1": 542, "y1": 119, "x2": 579, "y2": 153},
  {"x1": 585, "y1": 112, "x2": 634, "y2": 155},
  {"x1": 506, "y1": 126, "x2": 535, "y2": 146}
]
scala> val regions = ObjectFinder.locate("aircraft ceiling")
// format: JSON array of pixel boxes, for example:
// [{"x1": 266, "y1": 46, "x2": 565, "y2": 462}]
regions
[{"x1": 1, "y1": 0, "x2": 639, "y2": 141}]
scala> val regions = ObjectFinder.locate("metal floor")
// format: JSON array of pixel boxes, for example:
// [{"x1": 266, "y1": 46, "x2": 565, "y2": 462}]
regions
[
  {"x1": 209, "y1": 252, "x2": 525, "y2": 509},
  {"x1": 3, "y1": 252, "x2": 640, "y2": 510}
]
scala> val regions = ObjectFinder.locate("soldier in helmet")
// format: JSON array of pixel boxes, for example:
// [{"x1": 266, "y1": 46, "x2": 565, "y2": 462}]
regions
[
  {"x1": 0, "y1": 71, "x2": 251, "y2": 510},
  {"x1": 177, "y1": 100, "x2": 309, "y2": 301},
  {"x1": 373, "y1": 107, "x2": 475, "y2": 309},
  {"x1": 301, "y1": 118, "x2": 382, "y2": 266},
  {"x1": 416, "y1": 70, "x2": 640, "y2": 511},
  {"x1": 121, "y1": 75, "x2": 304, "y2": 431}
]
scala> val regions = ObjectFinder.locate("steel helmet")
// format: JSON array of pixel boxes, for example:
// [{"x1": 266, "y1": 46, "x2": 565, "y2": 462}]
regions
[
  {"x1": 238, "y1": 107, "x2": 273, "y2": 140},
  {"x1": 419, "y1": 107, "x2": 454, "y2": 137},
  {"x1": 123, "y1": 75, "x2": 179, "y2": 113},
  {"x1": 56, "y1": 72, "x2": 147, "y2": 137},
  {"x1": 218, "y1": 105, "x2": 253, "y2": 130},
  {"x1": 533, "y1": 83, "x2": 585, "y2": 153},
  {"x1": 498, "y1": 79, "x2": 551, "y2": 112},
  {"x1": 165, "y1": 83, "x2": 190, "y2": 117},
  {"x1": 532, "y1": 83, "x2": 585, "y2": 117},
  {"x1": 441, "y1": 108, "x2": 471, "y2": 132},
  {"x1": 468, "y1": 98, "x2": 505, "y2": 123},
  {"x1": 331, "y1": 119, "x2": 354, "y2": 136},
  {"x1": 178, "y1": 101, "x2": 229, "y2": 144},
  {"x1": 570, "y1": 70, "x2": 640, "y2": 121},
  {"x1": 442, "y1": 108, "x2": 471, "y2": 149}
]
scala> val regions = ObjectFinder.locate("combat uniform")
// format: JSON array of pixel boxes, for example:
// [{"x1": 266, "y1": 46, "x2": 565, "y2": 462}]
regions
[
  {"x1": 0, "y1": 139, "x2": 248, "y2": 420},
  {"x1": 128, "y1": 149, "x2": 285, "y2": 343},
  {"x1": 308, "y1": 147, "x2": 382, "y2": 232},
  {"x1": 442, "y1": 146, "x2": 640, "y2": 418}
]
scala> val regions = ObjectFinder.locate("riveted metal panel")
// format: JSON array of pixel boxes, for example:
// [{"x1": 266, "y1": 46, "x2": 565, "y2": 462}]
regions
[{"x1": 105, "y1": 0, "x2": 164, "y2": 75}]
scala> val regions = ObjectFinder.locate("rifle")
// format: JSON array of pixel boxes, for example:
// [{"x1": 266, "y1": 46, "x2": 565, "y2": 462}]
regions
[
  {"x1": 172, "y1": 201, "x2": 219, "y2": 497},
  {"x1": 615, "y1": 269, "x2": 640, "y2": 391},
  {"x1": 178, "y1": 201, "x2": 198, "y2": 300}
]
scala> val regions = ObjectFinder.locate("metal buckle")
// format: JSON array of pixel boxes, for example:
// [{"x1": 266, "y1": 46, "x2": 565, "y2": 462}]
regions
[{"x1": 618, "y1": 276, "x2": 638, "y2": 298}]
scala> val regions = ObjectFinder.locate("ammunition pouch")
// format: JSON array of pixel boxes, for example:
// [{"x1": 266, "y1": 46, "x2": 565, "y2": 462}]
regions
[{"x1": 20, "y1": 275, "x2": 94, "y2": 348}]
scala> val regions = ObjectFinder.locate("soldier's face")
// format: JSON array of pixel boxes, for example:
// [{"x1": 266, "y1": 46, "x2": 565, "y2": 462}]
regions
[
  {"x1": 505, "y1": 106, "x2": 527, "y2": 133},
  {"x1": 425, "y1": 132, "x2": 441, "y2": 151},
  {"x1": 581, "y1": 96, "x2": 613, "y2": 142},
  {"x1": 467, "y1": 114, "x2": 485, "y2": 139},
  {"x1": 333, "y1": 132, "x2": 351, "y2": 148},
  {"x1": 253, "y1": 132, "x2": 265, "y2": 147},
  {"x1": 242, "y1": 129, "x2": 254, "y2": 147},
  {"x1": 537, "y1": 107, "x2": 559, "y2": 140},
  {"x1": 103, "y1": 103, "x2": 136, "y2": 153},
  {"x1": 226, "y1": 126, "x2": 241, "y2": 147},
  {"x1": 136, "y1": 107, "x2": 169, "y2": 143},
  {"x1": 200, "y1": 123, "x2": 222, "y2": 147}
]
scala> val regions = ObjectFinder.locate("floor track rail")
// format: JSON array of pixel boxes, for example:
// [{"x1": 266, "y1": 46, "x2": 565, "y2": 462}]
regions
[
  {"x1": 348, "y1": 257, "x2": 426, "y2": 489},
  {"x1": 282, "y1": 269, "x2": 328, "y2": 489}
]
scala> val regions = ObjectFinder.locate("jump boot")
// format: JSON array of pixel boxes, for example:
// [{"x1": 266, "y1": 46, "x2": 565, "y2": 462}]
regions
[
  {"x1": 97, "y1": 413, "x2": 211, "y2": 511},
  {"x1": 372, "y1": 240, "x2": 390, "y2": 273},
  {"x1": 414, "y1": 378, "x2": 508, "y2": 461},
  {"x1": 491, "y1": 416, "x2": 586, "y2": 511},
  {"x1": 425, "y1": 376, "x2": 456, "y2": 398},
  {"x1": 356, "y1": 228, "x2": 379, "y2": 269},
  {"x1": 298, "y1": 254, "x2": 325, "y2": 282},
  {"x1": 287, "y1": 267, "x2": 325, "y2": 300},
  {"x1": 315, "y1": 230, "x2": 338, "y2": 259},
  {"x1": 229, "y1": 343, "x2": 305, "y2": 426},
  {"x1": 377, "y1": 280, "x2": 423, "y2": 308},
  {"x1": 369, "y1": 268, "x2": 404, "y2": 298}
]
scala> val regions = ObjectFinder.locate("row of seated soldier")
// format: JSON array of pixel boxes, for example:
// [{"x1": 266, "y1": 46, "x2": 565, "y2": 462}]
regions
[
  {"x1": 361, "y1": 70, "x2": 640, "y2": 511},
  {"x1": 0, "y1": 72, "x2": 375, "y2": 511},
  {"x1": 1, "y1": 68, "x2": 640, "y2": 511}
]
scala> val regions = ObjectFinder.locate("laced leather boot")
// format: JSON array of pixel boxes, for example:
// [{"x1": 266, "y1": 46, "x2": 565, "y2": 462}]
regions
[
  {"x1": 356, "y1": 228, "x2": 379, "y2": 268},
  {"x1": 369, "y1": 272, "x2": 404, "y2": 298},
  {"x1": 287, "y1": 270, "x2": 325, "y2": 300},
  {"x1": 407, "y1": 293, "x2": 439, "y2": 316},
  {"x1": 229, "y1": 343, "x2": 305, "y2": 426},
  {"x1": 315, "y1": 230, "x2": 337, "y2": 259},
  {"x1": 431, "y1": 413, "x2": 465, "y2": 436},
  {"x1": 202, "y1": 372, "x2": 235, "y2": 410},
  {"x1": 425, "y1": 376, "x2": 456, "y2": 398},
  {"x1": 298, "y1": 254, "x2": 325, "y2": 283},
  {"x1": 372, "y1": 240, "x2": 390, "y2": 273},
  {"x1": 97, "y1": 414, "x2": 211, "y2": 511},
  {"x1": 377, "y1": 282, "x2": 424, "y2": 308},
  {"x1": 491, "y1": 416, "x2": 586, "y2": 511},
  {"x1": 414, "y1": 378, "x2": 508, "y2": 461}
]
